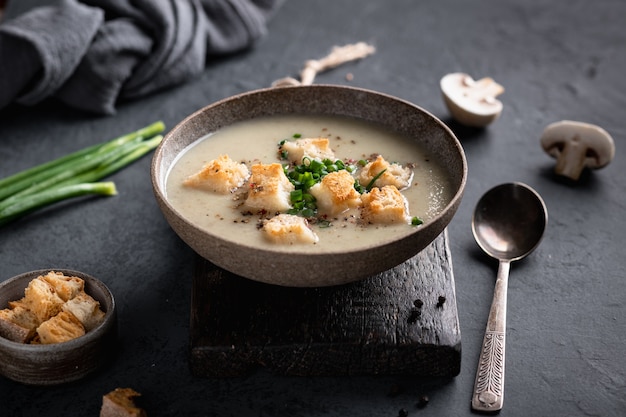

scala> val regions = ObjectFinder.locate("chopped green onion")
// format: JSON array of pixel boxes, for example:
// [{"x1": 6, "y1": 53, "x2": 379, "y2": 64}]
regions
[
  {"x1": 354, "y1": 180, "x2": 365, "y2": 194},
  {"x1": 301, "y1": 208, "x2": 316, "y2": 218},
  {"x1": 411, "y1": 216, "x2": 424, "y2": 226},
  {"x1": 308, "y1": 158, "x2": 324, "y2": 172},
  {"x1": 290, "y1": 189, "x2": 303, "y2": 203},
  {"x1": 317, "y1": 219, "x2": 332, "y2": 228}
]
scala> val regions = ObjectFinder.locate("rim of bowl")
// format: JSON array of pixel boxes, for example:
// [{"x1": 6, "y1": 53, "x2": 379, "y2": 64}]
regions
[
  {"x1": 151, "y1": 84, "x2": 467, "y2": 256},
  {"x1": 0, "y1": 268, "x2": 115, "y2": 351}
]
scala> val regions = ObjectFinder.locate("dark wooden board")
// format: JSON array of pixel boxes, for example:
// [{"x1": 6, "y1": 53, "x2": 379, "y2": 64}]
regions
[{"x1": 189, "y1": 230, "x2": 461, "y2": 377}]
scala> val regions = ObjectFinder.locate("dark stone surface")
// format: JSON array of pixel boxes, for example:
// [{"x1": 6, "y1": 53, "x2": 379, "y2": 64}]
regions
[{"x1": 1, "y1": 0, "x2": 625, "y2": 416}]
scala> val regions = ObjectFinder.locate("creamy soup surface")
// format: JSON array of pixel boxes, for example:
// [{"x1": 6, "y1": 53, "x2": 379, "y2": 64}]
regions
[{"x1": 165, "y1": 114, "x2": 454, "y2": 253}]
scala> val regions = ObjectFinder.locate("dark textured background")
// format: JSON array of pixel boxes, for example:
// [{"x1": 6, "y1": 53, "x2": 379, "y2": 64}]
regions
[{"x1": 1, "y1": 1, "x2": 625, "y2": 416}]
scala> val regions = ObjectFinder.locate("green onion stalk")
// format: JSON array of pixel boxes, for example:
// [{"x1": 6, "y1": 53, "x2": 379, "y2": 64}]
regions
[{"x1": 0, "y1": 121, "x2": 165, "y2": 227}]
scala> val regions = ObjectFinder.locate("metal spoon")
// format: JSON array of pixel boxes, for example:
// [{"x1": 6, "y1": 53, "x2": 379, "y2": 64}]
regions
[{"x1": 471, "y1": 182, "x2": 547, "y2": 412}]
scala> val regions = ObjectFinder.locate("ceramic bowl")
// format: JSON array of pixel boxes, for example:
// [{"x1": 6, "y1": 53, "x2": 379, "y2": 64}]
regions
[
  {"x1": 0, "y1": 269, "x2": 117, "y2": 385},
  {"x1": 151, "y1": 85, "x2": 467, "y2": 287}
]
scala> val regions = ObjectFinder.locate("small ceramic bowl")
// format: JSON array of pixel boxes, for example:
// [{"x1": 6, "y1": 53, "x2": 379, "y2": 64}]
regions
[
  {"x1": 152, "y1": 85, "x2": 467, "y2": 287},
  {"x1": 0, "y1": 269, "x2": 117, "y2": 385}
]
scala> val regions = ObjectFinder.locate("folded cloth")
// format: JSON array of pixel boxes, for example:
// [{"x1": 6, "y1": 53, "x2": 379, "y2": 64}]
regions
[{"x1": 0, "y1": 0, "x2": 282, "y2": 115}]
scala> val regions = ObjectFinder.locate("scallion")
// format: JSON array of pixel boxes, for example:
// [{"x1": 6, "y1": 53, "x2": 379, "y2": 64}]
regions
[
  {"x1": 0, "y1": 182, "x2": 118, "y2": 226},
  {"x1": 411, "y1": 216, "x2": 424, "y2": 226},
  {"x1": 365, "y1": 169, "x2": 387, "y2": 192},
  {"x1": 0, "y1": 121, "x2": 165, "y2": 227}
]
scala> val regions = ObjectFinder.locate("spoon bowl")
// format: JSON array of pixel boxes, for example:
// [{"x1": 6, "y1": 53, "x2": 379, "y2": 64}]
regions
[
  {"x1": 470, "y1": 182, "x2": 547, "y2": 412},
  {"x1": 472, "y1": 182, "x2": 547, "y2": 261}
]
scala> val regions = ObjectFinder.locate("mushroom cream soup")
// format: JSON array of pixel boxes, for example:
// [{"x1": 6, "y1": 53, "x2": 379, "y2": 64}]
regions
[{"x1": 165, "y1": 114, "x2": 453, "y2": 253}]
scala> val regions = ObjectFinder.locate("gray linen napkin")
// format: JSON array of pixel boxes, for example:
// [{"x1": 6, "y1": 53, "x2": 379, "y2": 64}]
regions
[{"x1": 0, "y1": 0, "x2": 282, "y2": 114}]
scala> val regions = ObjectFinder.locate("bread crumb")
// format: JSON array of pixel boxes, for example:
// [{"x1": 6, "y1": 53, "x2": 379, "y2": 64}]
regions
[
  {"x1": 310, "y1": 170, "x2": 361, "y2": 215},
  {"x1": 22, "y1": 277, "x2": 65, "y2": 323},
  {"x1": 244, "y1": 163, "x2": 294, "y2": 213},
  {"x1": 0, "y1": 305, "x2": 39, "y2": 343},
  {"x1": 37, "y1": 311, "x2": 85, "y2": 344},
  {"x1": 280, "y1": 137, "x2": 335, "y2": 164},
  {"x1": 62, "y1": 291, "x2": 106, "y2": 331},
  {"x1": 100, "y1": 388, "x2": 147, "y2": 417},
  {"x1": 263, "y1": 214, "x2": 319, "y2": 244},
  {"x1": 358, "y1": 155, "x2": 413, "y2": 190},
  {"x1": 41, "y1": 271, "x2": 85, "y2": 301},
  {"x1": 361, "y1": 185, "x2": 411, "y2": 224},
  {"x1": 0, "y1": 271, "x2": 107, "y2": 344},
  {"x1": 183, "y1": 154, "x2": 249, "y2": 194}
]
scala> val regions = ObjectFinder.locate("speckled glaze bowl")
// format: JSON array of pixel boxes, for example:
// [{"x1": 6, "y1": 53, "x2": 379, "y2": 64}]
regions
[
  {"x1": 151, "y1": 85, "x2": 467, "y2": 287},
  {"x1": 0, "y1": 269, "x2": 117, "y2": 385}
]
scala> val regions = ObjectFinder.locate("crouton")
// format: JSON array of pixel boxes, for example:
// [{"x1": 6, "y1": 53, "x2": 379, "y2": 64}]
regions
[
  {"x1": 358, "y1": 155, "x2": 413, "y2": 190},
  {"x1": 21, "y1": 277, "x2": 65, "y2": 323},
  {"x1": 361, "y1": 185, "x2": 411, "y2": 224},
  {"x1": 309, "y1": 170, "x2": 362, "y2": 216},
  {"x1": 0, "y1": 305, "x2": 39, "y2": 343},
  {"x1": 183, "y1": 154, "x2": 250, "y2": 194},
  {"x1": 244, "y1": 163, "x2": 295, "y2": 213},
  {"x1": 36, "y1": 311, "x2": 85, "y2": 344},
  {"x1": 62, "y1": 291, "x2": 106, "y2": 331},
  {"x1": 280, "y1": 137, "x2": 335, "y2": 164},
  {"x1": 100, "y1": 387, "x2": 147, "y2": 417},
  {"x1": 0, "y1": 272, "x2": 107, "y2": 345},
  {"x1": 40, "y1": 271, "x2": 84, "y2": 302},
  {"x1": 263, "y1": 214, "x2": 319, "y2": 244}
]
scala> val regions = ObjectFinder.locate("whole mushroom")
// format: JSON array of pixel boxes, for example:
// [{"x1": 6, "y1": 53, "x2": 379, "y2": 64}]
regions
[
  {"x1": 540, "y1": 120, "x2": 615, "y2": 181},
  {"x1": 440, "y1": 72, "x2": 504, "y2": 127}
]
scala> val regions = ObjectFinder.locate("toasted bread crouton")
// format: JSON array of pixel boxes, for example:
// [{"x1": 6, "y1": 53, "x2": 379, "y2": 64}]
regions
[
  {"x1": 358, "y1": 155, "x2": 413, "y2": 190},
  {"x1": 41, "y1": 271, "x2": 84, "y2": 302},
  {"x1": 36, "y1": 311, "x2": 85, "y2": 344},
  {"x1": 281, "y1": 137, "x2": 335, "y2": 164},
  {"x1": 100, "y1": 387, "x2": 147, "y2": 417},
  {"x1": 361, "y1": 185, "x2": 411, "y2": 224},
  {"x1": 309, "y1": 170, "x2": 361, "y2": 216},
  {"x1": 62, "y1": 291, "x2": 106, "y2": 331},
  {"x1": 244, "y1": 163, "x2": 295, "y2": 213},
  {"x1": 263, "y1": 214, "x2": 319, "y2": 244},
  {"x1": 22, "y1": 277, "x2": 65, "y2": 323},
  {"x1": 0, "y1": 305, "x2": 39, "y2": 343},
  {"x1": 183, "y1": 154, "x2": 250, "y2": 194}
]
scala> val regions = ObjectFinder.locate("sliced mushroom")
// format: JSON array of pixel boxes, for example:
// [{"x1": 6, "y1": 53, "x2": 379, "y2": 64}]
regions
[
  {"x1": 440, "y1": 72, "x2": 504, "y2": 127},
  {"x1": 541, "y1": 120, "x2": 615, "y2": 181}
]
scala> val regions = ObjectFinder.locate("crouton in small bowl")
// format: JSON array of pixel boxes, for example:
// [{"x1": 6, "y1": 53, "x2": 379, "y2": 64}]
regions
[
  {"x1": 0, "y1": 269, "x2": 117, "y2": 385},
  {"x1": 152, "y1": 85, "x2": 467, "y2": 287}
]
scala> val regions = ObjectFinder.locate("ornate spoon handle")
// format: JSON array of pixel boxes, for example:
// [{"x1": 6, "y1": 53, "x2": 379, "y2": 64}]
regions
[{"x1": 471, "y1": 260, "x2": 510, "y2": 412}]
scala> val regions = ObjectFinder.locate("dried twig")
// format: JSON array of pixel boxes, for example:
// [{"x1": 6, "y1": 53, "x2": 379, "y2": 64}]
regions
[{"x1": 272, "y1": 42, "x2": 376, "y2": 87}]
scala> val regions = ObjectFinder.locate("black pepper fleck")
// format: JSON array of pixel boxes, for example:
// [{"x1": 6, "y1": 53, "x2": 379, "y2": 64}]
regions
[
  {"x1": 436, "y1": 296, "x2": 446, "y2": 308},
  {"x1": 413, "y1": 299, "x2": 423, "y2": 308},
  {"x1": 398, "y1": 408, "x2": 409, "y2": 417},
  {"x1": 407, "y1": 308, "x2": 421, "y2": 324}
]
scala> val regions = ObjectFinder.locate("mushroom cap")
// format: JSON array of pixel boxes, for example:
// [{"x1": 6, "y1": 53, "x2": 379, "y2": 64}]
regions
[
  {"x1": 540, "y1": 120, "x2": 615, "y2": 180},
  {"x1": 440, "y1": 72, "x2": 504, "y2": 127}
]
